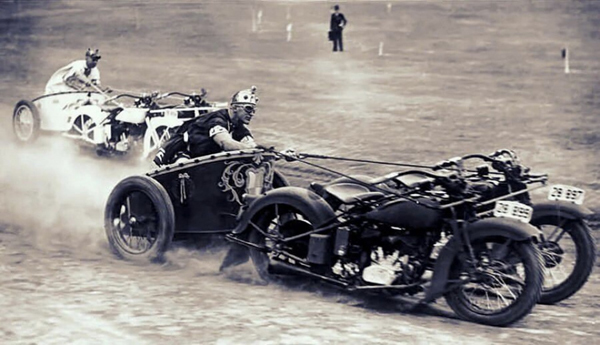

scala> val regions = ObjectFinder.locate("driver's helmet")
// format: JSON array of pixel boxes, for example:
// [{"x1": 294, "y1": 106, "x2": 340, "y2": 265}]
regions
[
  {"x1": 231, "y1": 86, "x2": 258, "y2": 106},
  {"x1": 85, "y1": 48, "x2": 101, "y2": 61}
]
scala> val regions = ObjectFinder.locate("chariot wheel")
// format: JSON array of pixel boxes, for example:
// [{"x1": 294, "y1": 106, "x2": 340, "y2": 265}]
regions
[
  {"x1": 531, "y1": 216, "x2": 596, "y2": 304},
  {"x1": 104, "y1": 175, "x2": 175, "y2": 262},
  {"x1": 13, "y1": 100, "x2": 41, "y2": 143},
  {"x1": 444, "y1": 235, "x2": 543, "y2": 326},
  {"x1": 70, "y1": 114, "x2": 96, "y2": 142}
]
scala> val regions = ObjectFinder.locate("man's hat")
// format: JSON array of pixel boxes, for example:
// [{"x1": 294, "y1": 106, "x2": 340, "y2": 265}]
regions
[
  {"x1": 231, "y1": 86, "x2": 258, "y2": 106},
  {"x1": 333, "y1": 5, "x2": 340, "y2": 11},
  {"x1": 85, "y1": 48, "x2": 101, "y2": 61}
]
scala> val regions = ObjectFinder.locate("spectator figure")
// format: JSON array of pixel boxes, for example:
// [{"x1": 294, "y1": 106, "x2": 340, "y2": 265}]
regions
[
  {"x1": 330, "y1": 4, "x2": 347, "y2": 52},
  {"x1": 45, "y1": 48, "x2": 105, "y2": 94}
]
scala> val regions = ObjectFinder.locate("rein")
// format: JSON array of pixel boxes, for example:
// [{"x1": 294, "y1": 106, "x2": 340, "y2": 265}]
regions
[{"x1": 266, "y1": 149, "x2": 460, "y2": 209}]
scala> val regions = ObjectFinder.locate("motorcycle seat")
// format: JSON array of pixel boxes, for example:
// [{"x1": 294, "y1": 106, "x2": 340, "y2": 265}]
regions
[
  {"x1": 311, "y1": 182, "x2": 384, "y2": 205},
  {"x1": 394, "y1": 173, "x2": 435, "y2": 189}
]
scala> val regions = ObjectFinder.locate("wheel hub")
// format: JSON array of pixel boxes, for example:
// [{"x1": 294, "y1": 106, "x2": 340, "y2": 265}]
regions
[
  {"x1": 539, "y1": 241, "x2": 564, "y2": 268},
  {"x1": 16, "y1": 108, "x2": 33, "y2": 139}
]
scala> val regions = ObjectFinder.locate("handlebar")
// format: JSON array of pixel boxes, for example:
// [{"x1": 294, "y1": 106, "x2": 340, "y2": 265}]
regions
[
  {"x1": 111, "y1": 93, "x2": 143, "y2": 101},
  {"x1": 157, "y1": 90, "x2": 208, "y2": 99}
]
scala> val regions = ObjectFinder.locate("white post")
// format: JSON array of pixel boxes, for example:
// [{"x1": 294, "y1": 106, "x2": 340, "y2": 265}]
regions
[
  {"x1": 286, "y1": 23, "x2": 293, "y2": 42},
  {"x1": 257, "y1": 9, "x2": 263, "y2": 25},
  {"x1": 387, "y1": 3, "x2": 392, "y2": 14},
  {"x1": 251, "y1": 8, "x2": 257, "y2": 32},
  {"x1": 563, "y1": 47, "x2": 570, "y2": 74},
  {"x1": 378, "y1": 42, "x2": 384, "y2": 56},
  {"x1": 135, "y1": 8, "x2": 140, "y2": 30}
]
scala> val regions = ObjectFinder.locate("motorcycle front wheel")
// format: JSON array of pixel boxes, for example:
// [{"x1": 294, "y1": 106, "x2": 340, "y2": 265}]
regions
[
  {"x1": 444, "y1": 235, "x2": 543, "y2": 327},
  {"x1": 531, "y1": 217, "x2": 596, "y2": 304}
]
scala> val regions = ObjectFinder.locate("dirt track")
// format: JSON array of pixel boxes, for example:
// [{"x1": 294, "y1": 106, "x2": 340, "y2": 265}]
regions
[{"x1": 1, "y1": 1, "x2": 599, "y2": 344}]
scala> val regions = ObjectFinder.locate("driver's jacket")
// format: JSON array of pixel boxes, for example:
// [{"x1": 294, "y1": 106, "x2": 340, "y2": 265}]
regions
[
  {"x1": 45, "y1": 60, "x2": 100, "y2": 95},
  {"x1": 154, "y1": 108, "x2": 253, "y2": 166}
]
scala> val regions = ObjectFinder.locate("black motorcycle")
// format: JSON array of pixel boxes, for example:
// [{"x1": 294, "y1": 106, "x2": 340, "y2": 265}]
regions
[
  {"x1": 227, "y1": 161, "x2": 544, "y2": 326},
  {"x1": 433, "y1": 149, "x2": 596, "y2": 304}
]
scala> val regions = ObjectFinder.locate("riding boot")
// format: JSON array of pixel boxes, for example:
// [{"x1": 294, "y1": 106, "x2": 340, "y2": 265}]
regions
[{"x1": 219, "y1": 244, "x2": 250, "y2": 272}]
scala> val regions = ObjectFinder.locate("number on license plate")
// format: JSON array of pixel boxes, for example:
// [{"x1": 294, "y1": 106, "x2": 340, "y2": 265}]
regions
[
  {"x1": 548, "y1": 184, "x2": 585, "y2": 205},
  {"x1": 493, "y1": 201, "x2": 533, "y2": 223}
]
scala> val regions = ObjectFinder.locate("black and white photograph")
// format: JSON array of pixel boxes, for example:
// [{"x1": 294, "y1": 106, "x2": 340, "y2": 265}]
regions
[{"x1": 1, "y1": 0, "x2": 599, "y2": 343}]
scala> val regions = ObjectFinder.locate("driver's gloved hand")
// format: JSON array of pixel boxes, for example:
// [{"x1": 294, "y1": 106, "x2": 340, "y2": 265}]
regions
[{"x1": 255, "y1": 145, "x2": 275, "y2": 151}]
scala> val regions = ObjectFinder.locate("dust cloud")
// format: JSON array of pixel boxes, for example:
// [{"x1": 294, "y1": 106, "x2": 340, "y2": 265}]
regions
[
  {"x1": 0, "y1": 136, "x2": 266, "y2": 276},
  {"x1": 0, "y1": 136, "x2": 146, "y2": 257}
]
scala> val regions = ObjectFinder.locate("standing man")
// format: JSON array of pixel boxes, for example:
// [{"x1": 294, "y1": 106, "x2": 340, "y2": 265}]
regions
[{"x1": 330, "y1": 4, "x2": 347, "y2": 52}]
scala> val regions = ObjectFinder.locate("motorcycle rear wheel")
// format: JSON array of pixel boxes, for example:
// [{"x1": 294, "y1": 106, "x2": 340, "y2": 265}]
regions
[
  {"x1": 142, "y1": 125, "x2": 171, "y2": 159},
  {"x1": 248, "y1": 203, "x2": 324, "y2": 284},
  {"x1": 70, "y1": 114, "x2": 97, "y2": 142},
  {"x1": 444, "y1": 236, "x2": 543, "y2": 327},
  {"x1": 531, "y1": 217, "x2": 596, "y2": 304}
]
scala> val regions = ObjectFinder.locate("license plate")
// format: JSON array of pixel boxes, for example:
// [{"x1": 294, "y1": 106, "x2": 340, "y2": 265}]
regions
[
  {"x1": 493, "y1": 201, "x2": 533, "y2": 223},
  {"x1": 548, "y1": 184, "x2": 585, "y2": 205}
]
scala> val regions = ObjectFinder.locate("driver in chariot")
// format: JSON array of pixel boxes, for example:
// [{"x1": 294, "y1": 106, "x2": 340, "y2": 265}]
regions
[
  {"x1": 153, "y1": 86, "x2": 259, "y2": 166},
  {"x1": 44, "y1": 48, "x2": 108, "y2": 94}
]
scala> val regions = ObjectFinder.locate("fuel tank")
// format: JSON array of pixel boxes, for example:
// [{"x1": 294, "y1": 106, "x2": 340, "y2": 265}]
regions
[
  {"x1": 115, "y1": 108, "x2": 148, "y2": 124},
  {"x1": 364, "y1": 197, "x2": 443, "y2": 229}
]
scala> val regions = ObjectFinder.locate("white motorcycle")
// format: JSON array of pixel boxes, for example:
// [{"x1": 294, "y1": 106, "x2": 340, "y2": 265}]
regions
[{"x1": 12, "y1": 87, "x2": 225, "y2": 159}]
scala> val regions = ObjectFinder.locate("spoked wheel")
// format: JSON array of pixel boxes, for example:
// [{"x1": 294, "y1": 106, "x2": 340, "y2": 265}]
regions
[
  {"x1": 142, "y1": 125, "x2": 172, "y2": 159},
  {"x1": 70, "y1": 114, "x2": 96, "y2": 142},
  {"x1": 104, "y1": 175, "x2": 175, "y2": 262},
  {"x1": 444, "y1": 236, "x2": 543, "y2": 326},
  {"x1": 13, "y1": 100, "x2": 41, "y2": 143},
  {"x1": 531, "y1": 216, "x2": 596, "y2": 304},
  {"x1": 248, "y1": 202, "x2": 326, "y2": 283}
]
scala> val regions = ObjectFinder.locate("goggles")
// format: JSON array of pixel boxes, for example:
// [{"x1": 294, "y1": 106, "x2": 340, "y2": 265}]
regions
[{"x1": 235, "y1": 104, "x2": 256, "y2": 114}]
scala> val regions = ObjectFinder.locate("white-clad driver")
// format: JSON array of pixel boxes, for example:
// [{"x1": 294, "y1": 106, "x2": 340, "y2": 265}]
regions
[{"x1": 44, "y1": 48, "x2": 106, "y2": 94}]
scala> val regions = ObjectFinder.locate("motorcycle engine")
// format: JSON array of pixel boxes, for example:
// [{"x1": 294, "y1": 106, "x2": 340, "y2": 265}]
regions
[
  {"x1": 361, "y1": 245, "x2": 425, "y2": 286},
  {"x1": 362, "y1": 247, "x2": 406, "y2": 285},
  {"x1": 330, "y1": 225, "x2": 430, "y2": 286}
]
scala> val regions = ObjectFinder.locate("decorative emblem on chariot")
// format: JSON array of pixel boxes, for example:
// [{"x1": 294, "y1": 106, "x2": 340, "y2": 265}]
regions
[
  {"x1": 172, "y1": 172, "x2": 195, "y2": 204},
  {"x1": 219, "y1": 156, "x2": 274, "y2": 205}
]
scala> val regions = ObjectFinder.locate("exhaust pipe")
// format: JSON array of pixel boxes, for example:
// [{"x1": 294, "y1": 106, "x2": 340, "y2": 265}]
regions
[{"x1": 268, "y1": 260, "x2": 348, "y2": 287}]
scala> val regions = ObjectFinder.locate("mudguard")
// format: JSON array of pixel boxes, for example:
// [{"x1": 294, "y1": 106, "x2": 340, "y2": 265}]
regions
[
  {"x1": 424, "y1": 217, "x2": 541, "y2": 302},
  {"x1": 532, "y1": 200, "x2": 594, "y2": 221},
  {"x1": 273, "y1": 170, "x2": 290, "y2": 188},
  {"x1": 231, "y1": 186, "x2": 336, "y2": 235}
]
